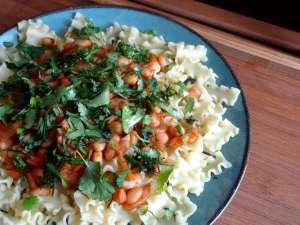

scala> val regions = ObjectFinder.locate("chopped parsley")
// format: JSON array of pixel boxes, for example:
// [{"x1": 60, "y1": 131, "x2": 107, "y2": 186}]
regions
[
  {"x1": 122, "y1": 106, "x2": 145, "y2": 133},
  {"x1": 143, "y1": 29, "x2": 156, "y2": 36},
  {"x1": 115, "y1": 170, "x2": 128, "y2": 187},
  {"x1": 13, "y1": 153, "x2": 27, "y2": 172},
  {"x1": 79, "y1": 161, "x2": 115, "y2": 201},
  {"x1": 125, "y1": 148, "x2": 161, "y2": 173},
  {"x1": 115, "y1": 40, "x2": 150, "y2": 63},
  {"x1": 0, "y1": 103, "x2": 12, "y2": 125},
  {"x1": 155, "y1": 166, "x2": 173, "y2": 194},
  {"x1": 22, "y1": 196, "x2": 39, "y2": 211},
  {"x1": 184, "y1": 97, "x2": 195, "y2": 113}
]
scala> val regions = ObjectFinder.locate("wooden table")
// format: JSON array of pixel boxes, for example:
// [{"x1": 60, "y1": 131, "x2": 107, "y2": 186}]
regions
[{"x1": 1, "y1": 1, "x2": 300, "y2": 225}]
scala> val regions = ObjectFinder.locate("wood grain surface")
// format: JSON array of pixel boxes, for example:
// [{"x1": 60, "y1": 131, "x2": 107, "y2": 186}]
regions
[
  {"x1": 1, "y1": 1, "x2": 300, "y2": 225},
  {"x1": 133, "y1": 0, "x2": 300, "y2": 55}
]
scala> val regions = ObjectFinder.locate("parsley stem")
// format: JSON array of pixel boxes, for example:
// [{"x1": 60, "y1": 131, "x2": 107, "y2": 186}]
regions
[
  {"x1": 0, "y1": 148, "x2": 26, "y2": 154},
  {"x1": 76, "y1": 150, "x2": 89, "y2": 168}
]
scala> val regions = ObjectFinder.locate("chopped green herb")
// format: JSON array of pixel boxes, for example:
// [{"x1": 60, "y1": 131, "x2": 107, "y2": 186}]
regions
[
  {"x1": 155, "y1": 166, "x2": 173, "y2": 194},
  {"x1": 36, "y1": 112, "x2": 55, "y2": 138},
  {"x1": 139, "y1": 206, "x2": 149, "y2": 216},
  {"x1": 56, "y1": 85, "x2": 77, "y2": 103},
  {"x1": 86, "y1": 86, "x2": 110, "y2": 107},
  {"x1": 116, "y1": 170, "x2": 128, "y2": 187},
  {"x1": 139, "y1": 126, "x2": 153, "y2": 143},
  {"x1": 143, "y1": 115, "x2": 151, "y2": 125},
  {"x1": 176, "y1": 125, "x2": 184, "y2": 136},
  {"x1": 77, "y1": 102, "x2": 89, "y2": 117},
  {"x1": 160, "y1": 102, "x2": 183, "y2": 119},
  {"x1": 24, "y1": 108, "x2": 37, "y2": 129},
  {"x1": 137, "y1": 77, "x2": 144, "y2": 91},
  {"x1": 184, "y1": 97, "x2": 194, "y2": 113},
  {"x1": 17, "y1": 128, "x2": 25, "y2": 143},
  {"x1": 49, "y1": 56, "x2": 61, "y2": 76},
  {"x1": 132, "y1": 66, "x2": 142, "y2": 75},
  {"x1": 46, "y1": 163, "x2": 68, "y2": 188},
  {"x1": 22, "y1": 196, "x2": 39, "y2": 211},
  {"x1": 143, "y1": 29, "x2": 156, "y2": 36},
  {"x1": 116, "y1": 40, "x2": 149, "y2": 63},
  {"x1": 71, "y1": 21, "x2": 102, "y2": 38},
  {"x1": 122, "y1": 106, "x2": 144, "y2": 133},
  {"x1": 16, "y1": 42, "x2": 45, "y2": 59},
  {"x1": 13, "y1": 153, "x2": 27, "y2": 172},
  {"x1": 125, "y1": 148, "x2": 161, "y2": 173},
  {"x1": 164, "y1": 63, "x2": 174, "y2": 72},
  {"x1": 0, "y1": 103, "x2": 12, "y2": 125},
  {"x1": 79, "y1": 161, "x2": 115, "y2": 201}
]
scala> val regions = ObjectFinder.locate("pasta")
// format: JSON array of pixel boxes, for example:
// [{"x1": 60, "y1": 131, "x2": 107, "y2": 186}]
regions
[{"x1": 0, "y1": 12, "x2": 240, "y2": 225}]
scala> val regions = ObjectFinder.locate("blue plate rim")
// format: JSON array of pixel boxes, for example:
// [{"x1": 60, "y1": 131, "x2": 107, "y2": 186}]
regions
[{"x1": 0, "y1": 5, "x2": 250, "y2": 225}]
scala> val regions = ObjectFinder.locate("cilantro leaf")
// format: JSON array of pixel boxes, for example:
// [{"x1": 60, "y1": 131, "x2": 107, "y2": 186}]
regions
[
  {"x1": 40, "y1": 94, "x2": 57, "y2": 108},
  {"x1": 125, "y1": 148, "x2": 161, "y2": 173},
  {"x1": 84, "y1": 129, "x2": 102, "y2": 138},
  {"x1": 0, "y1": 103, "x2": 12, "y2": 125},
  {"x1": 21, "y1": 77, "x2": 36, "y2": 96},
  {"x1": 56, "y1": 85, "x2": 77, "y2": 102},
  {"x1": 77, "y1": 102, "x2": 89, "y2": 117},
  {"x1": 114, "y1": 74, "x2": 124, "y2": 89},
  {"x1": 137, "y1": 77, "x2": 144, "y2": 91},
  {"x1": 13, "y1": 153, "x2": 27, "y2": 172},
  {"x1": 22, "y1": 196, "x2": 39, "y2": 211},
  {"x1": 155, "y1": 166, "x2": 173, "y2": 194},
  {"x1": 16, "y1": 42, "x2": 44, "y2": 59},
  {"x1": 24, "y1": 108, "x2": 37, "y2": 129},
  {"x1": 116, "y1": 40, "x2": 149, "y2": 63},
  {"x1": 132, "y1": 66, "x2": 142, "y2": 75},
  {"x1": 138, "y1": 126, "x2": 153, "y2": 143},
  {"x1": 86, "y1": 86, "x2": 110, "y2": 107},
  {"x1": 143, "y1": 29, "x2": 156, "y2": 36},
  {"x1": 116, "y1": 170, "x2": 128, "y2": 187},
  {"x1": 36, "y1": 112, "x2": 55, "y2": 138},
  {"x1": 79, "y1": 161, "x2": 115, "y2": 201},
  {"x1": 164, "y1": 63, "x2": 174, "y2": 72},
  {"x1": 46, "y1": 163, "x2": 68, "y2": 188},
  {"x1": 49, "y1": 56, "x2": 61, "y2": 76},
  {"x1": 160, "y1": 102, "x2": 183, "y2": 119},
  {"x1": 71, "y1": 19, "x2": 101, "y2": 38},
  {"x1": 184, "y1": 97, "x2": 195, "y2": 113},
  {"x1": 121, "y1": 106, "x2": 144, "y2": 133}
]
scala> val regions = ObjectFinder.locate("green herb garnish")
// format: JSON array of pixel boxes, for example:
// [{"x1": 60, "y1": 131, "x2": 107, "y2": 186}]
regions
[
  {"x1": 125, "y1": 148, "x2": 161, "y2": 173},
  {"x1": 22, "y1": 196, "x2": 39, "y2": 211},
  {"x1": 0, "y1": 103, "x2": 12, "y2": 125},
  {"x1": 184, "y1": 97, "x2": 195, "y2": 113},
  {"x1": 122, "y1": 106, "x2": 144, "y2": 133},
  {"x1": 143, "y1": 29, "x2": 156, "y2": 36},
  {"x1": 79, "y1": 161, "x2": 115, "y2": 201},
  {"x1": 116, "y1": 170, "x2": 128, "y2": 187},
  {"x1": 155, "y1": 166, "x2": 173, "y2": 194},
  {"x1": 13, "y1": 153, "x2": 27, "y2": 172}
]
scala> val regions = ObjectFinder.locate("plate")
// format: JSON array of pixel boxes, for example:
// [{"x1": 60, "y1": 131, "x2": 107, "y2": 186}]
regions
[{"x1": 0, "y1": 6, "x2": 250, "y2": 225}]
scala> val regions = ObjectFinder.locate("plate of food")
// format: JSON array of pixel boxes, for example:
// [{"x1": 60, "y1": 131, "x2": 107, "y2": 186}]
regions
[{"x1": 0, "y1": 6, "x2": 249, "y2": 225}]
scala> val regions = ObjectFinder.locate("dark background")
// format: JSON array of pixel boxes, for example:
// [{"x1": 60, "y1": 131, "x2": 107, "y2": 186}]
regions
[{"x1": 198, "y1": 0, "x2": 300, "y2": 32}]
